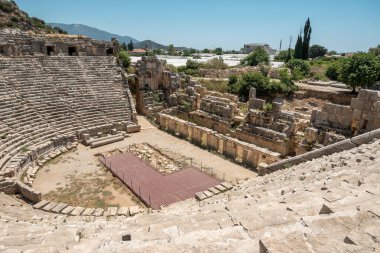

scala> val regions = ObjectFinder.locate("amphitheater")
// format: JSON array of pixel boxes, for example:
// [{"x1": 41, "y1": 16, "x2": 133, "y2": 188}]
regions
[{"x1": 0, "y1": 29, "x2": 379, "y2": 253}]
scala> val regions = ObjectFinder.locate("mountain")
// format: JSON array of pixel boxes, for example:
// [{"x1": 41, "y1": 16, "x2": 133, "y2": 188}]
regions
[
  {"x1": 48, "y1": 23, "x2": 140, "y2": 44},
  {"x1": 0, "y1": 0, "x2": 66, "y2": 34},
  {"x1": 135, "y1": 40, "x2": 168, "y2": 50}
]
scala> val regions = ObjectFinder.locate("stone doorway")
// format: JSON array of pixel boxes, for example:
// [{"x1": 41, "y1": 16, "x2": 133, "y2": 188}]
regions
[
  {"x1": 47, "y1": 46, "x2": 55, "y2": 56},
  {"x1": 68, "y1": 46, "x2": 77, "y2": 56}
]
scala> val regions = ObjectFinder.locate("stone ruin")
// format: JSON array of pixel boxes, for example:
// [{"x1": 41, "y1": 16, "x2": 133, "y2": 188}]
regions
[
  {"x1": 301, "y1": 89, "x2": 380, "y2": 151},
  {"x1": 0, "y1": 30, "x2": 139, "y2": 202},
  {"x1": 0, "y1": 34, "x2": 379, "y2": 253},
  {"x1": 0, "y1": 29, "x2": 118, "y2": 56},
  {"x1": 134, "y1": 57, "x2": 187, "y2": 115}
]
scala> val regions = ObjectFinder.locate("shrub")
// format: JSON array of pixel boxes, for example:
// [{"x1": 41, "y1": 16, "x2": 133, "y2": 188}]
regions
[
  {"x1": 199, "y1": 79, "x2": 228, "y2": 93},
  {"x1": 340, "y1": 53, "x2": 379, "y2": 92},
  {"x1": 286, "y1": 59, "x2": 310, "y2": 80},
  {"x1": 165, "y1": 64, "x2": 178, "y2": 73},
  {"x1": 237, "y1": 72, "x2": 270, "y2": 98},
  {"x1": 227, "y1": 74, "x2": 239, "y2": 94},
  {"x1": 117, "y1": 50, "x2": 131, "y2": 68},
  {"x1": 325, "y1": 62, "x2": 341, "y2": 81},
  {"x1": 228, "y1": 74, "x2": 238, "y2": 85},
  {"x1": 259, "y1": 64, "x2": 270, "y2": 76},
  {"x1": 202, "y1": 57, "x2": 228, "y2": 70},
  {"x1": 262, "y1": 103, "x2": 273, "y2": 112},
  {"x1": 275, "y1": 49, "x2": 294, "y2": 62},
  {"x1": 241, "y1": 47, "x2": 269, "y2": 66},
  {"x1": 0, "y1": 1, "x2": 15, "y2": 13}
]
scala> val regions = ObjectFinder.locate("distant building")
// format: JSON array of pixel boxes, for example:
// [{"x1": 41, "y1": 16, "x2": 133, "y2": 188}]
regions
[
  {"x1": 129, "y1": 49, "x2": 147, "y2": 55},
  {"x1": 243, "y1": 43, "x2": 276, "y2": 55}
]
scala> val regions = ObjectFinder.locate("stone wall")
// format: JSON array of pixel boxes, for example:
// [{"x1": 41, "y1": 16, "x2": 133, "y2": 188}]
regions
[
  {"x1": 311, "y1": 89, "x2": 380, "y2": 134},
  {"x1": 198, "y1": 66, "x2": 259, "y2": 78},
  {"x1": 311, "y1": 103, "x2": 352, "y2": 131},
  {"x1": 0, "y1": 29, "x2": 118, "y2": 56},
  {"x1": 200, "y1": 95, "x2": 238, "y2": 119},
  {"x1": 156, "y1": 113, "x2": 281, "y2": 167},
  {"x1": 17, "y1": 182, "x2": 41, "y2": 203},
  {"x1": 264, "y1": 128, "x2": 380, "y2": 174}
]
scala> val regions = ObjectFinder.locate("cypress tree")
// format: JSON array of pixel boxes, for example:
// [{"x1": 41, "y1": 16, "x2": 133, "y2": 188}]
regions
[
  {"x1": 127, "y1": 40, "x2": 134, "y2": 51},
  {"x1": 294, "y1": 34, "x2": 303, "y2": 59},
  {"x1": 285, "y1": 47, "x2": 292, "y2": 62},
  {"x1": 302, "y1": 18, "x2": 312, "y2": 60}
]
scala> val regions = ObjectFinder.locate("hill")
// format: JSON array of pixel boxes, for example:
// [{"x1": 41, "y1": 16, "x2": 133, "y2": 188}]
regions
[
  {"x1": 135, "y1": 40, "x2": 168, "y2": 50},
  {"x1": 0, "y1": 0, "x2": 66, "y2": 34},
  {"x1": 48, "y1": 23, "x2": 140, "y2": 44}
]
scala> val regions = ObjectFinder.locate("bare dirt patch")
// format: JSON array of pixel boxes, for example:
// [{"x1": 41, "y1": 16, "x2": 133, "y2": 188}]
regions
[
  {"x1": 33, "y1": 145, "x2": 143, "y2": 209},
  {"x1": 283, "y1": 97, "x2": 326, "y2": 115}
]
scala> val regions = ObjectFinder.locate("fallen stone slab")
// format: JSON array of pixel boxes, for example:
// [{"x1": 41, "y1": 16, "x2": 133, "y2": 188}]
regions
[
  {"x1": 51, "y1": 203, "x2": 68, "y2": 213},
  {"x1": 319, "y1": 204, "x2": 334, "y2": 215},
  {"x1": 61, "y1": 206, "x2": 75, "y2": 215},
  {"x1": 208, "y1": 187, "x2": 220, "y2": 195},
  {"x1": 203, "y1": 190, "x2": 213, "y2": 198},
  {"x1": 82, "y1": 208, "x2": 95, "y2": 216},
  {"x1": 42, "y1": 202, "x2": 58, "y2": 212},
  {"x1": 118, "y1": 207, "x2": 129, "y2": 216},
  {"x1": 70, "y1": 206, "x2": 85, "y2": 216},
  {"x1": 214, "y1": 184, "x2": 227, "y2": 193},
  {"x1": 105, "y1": 207, "x2": 118, "y2": 216},
  {"x1": 195, "y1": 192, "x2": 207, "y2": 201},
  {"x1": 221, "y1": 182, "x2": 233, "y2": 190},
  {"x1": 92, "y1": 208, "x2": 104, "y2": 217},
  {"x1": 33, "y1": 200, "x2": 49, "y2": 209},
  {"x1": 129, "y1": 206, "x2": 141, "y2": 216}
]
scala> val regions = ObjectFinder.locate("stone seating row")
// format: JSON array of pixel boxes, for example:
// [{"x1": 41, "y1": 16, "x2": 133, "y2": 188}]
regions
[{"x1": 33, "y1": 200, "x2": 143, "y2": 217}]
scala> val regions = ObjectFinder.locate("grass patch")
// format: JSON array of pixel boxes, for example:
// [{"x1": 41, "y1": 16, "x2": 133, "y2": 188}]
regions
[
  {"x1": 198, "y1": 79, "x2": 228, "y2": 93},
  {"x1": 102, "y1": 190, "x2": 112, "y2": 197}
]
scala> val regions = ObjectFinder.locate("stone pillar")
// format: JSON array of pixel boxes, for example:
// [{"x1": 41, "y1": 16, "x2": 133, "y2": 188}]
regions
[
  {"x1": 257, "y1": 163, "x2": 269, "y2": 176},
  {"x1": 249, "y1": 87, "x2": 256, "y2": 99}
]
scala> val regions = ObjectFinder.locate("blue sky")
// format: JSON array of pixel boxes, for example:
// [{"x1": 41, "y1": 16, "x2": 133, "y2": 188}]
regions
[{"x1": 15, "y1": 0, "x2": 380, "y2": 52}]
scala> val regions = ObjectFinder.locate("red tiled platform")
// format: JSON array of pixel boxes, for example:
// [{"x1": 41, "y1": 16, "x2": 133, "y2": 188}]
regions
[{"x1": 100, "y1": 153, "x2": 221, "y2": 209}]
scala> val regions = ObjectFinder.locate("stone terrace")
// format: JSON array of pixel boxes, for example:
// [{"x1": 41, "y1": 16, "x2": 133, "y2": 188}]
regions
[
  {"x1": 0, "y1": 56, "x2": 136, "y2": 178},
  {"x1": 0, "y1": 139, "x2": 378, "y2": 252}
]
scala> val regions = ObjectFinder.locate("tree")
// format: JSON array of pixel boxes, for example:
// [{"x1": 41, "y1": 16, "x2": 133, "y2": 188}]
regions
[
  {"x1": 202, "y1": 48, "x2": 211, "y2": 53},
  {"x1": 182, "y1": 49, "x2": 191, "y2": 56},
  {"x1": 168, "y1": 44, "x2": 176, "y2": 55},
  {"x1": 127, "y1": 40, "x2": 134, "y2": 51},
  {"x1": 237, "y1": 72, "x2": 270, "y2": 98},
  {"x1": 309, "y1": 44, "x2": 327, "y2": 59},
  {"x1": 241, "y1": 47, "x2": 269, "y2": 66},
  {"x1": 325, "y1": 62, "x2": 341, "y2": 81},
  {"x1": 294, "y1": 34, "x2": 303, "y2": 59},
  {"x1": 328, "y1": 50, "x2": 337, "y2": 56},
  {"x1": 286, "y1": 59, "x2": 311, "y2": 80},
  {"x1": 369, "y1": 44, "x2": 380, "y2": 56},
  {"x1": 117, "y1": 50, "x2": 131, "y2": 68},
  {"x1": 274, "y1": 49, "x2": 294, "y2": 61},
  {"x1": 302, "y1": 18, "x2": 312, "y2": 60},
  {"x1": 340, "y1": 53, "x2": 379, "y2": 92},
  {"x1": 213, "y1": 47, "x2": 223, "y2": 55},
  {"x1": 121, "y1": 42, "x2": 127, "y2": 51},
  {"x1": 285, "y1": 48, "x2": 292, "y2": 62}
]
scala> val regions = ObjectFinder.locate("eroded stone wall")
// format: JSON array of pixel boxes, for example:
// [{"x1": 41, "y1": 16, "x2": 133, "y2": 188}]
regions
[
  {"x1": 156, "y1": 113, "x2": 281, "y2": 167},
  {"x1": 0, "y1": 29, "x2": 118, "y2": 56}
]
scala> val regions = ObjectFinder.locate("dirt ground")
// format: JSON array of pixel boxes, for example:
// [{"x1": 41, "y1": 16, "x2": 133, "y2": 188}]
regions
[
  {"x1": 282, "y1": 97, "x2": 326, "y2": 115},
  {"x1": 33, "y1": 116, "x2": 256, "y2": 208}
]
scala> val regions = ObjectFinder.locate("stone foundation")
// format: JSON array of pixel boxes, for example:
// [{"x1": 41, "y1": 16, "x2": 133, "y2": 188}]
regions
[{"x1": 156, "y1": 113, "x2": 281, "y2": 167}]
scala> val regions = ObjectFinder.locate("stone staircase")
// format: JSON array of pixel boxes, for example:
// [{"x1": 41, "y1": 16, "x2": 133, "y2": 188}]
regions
[
  {"x1": 0, "y1": 139, "x2": 378, "y2": 252},
  {"x1": 0, "y1": 56, "x2": 137, "y2": 179}
]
